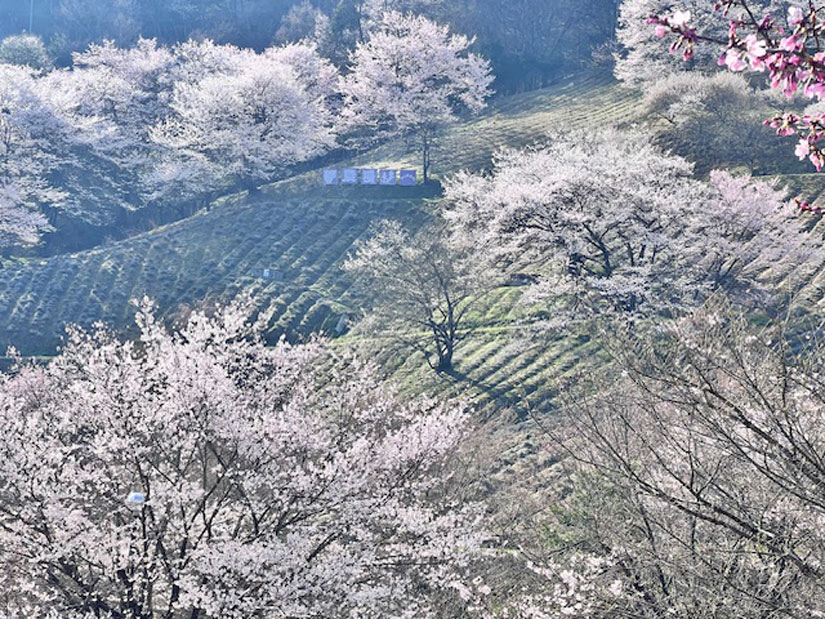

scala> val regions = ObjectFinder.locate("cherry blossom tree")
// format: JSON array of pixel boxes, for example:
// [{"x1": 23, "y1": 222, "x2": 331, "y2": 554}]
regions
[
  {"x1": 0, "y1": 36, "x2": 344, "y2": 241},
  {"x1": 0, "y1": 64, "x2": 60, "y2": 250},
  {"x1": 38, "y1": 37, "x2": 340, "y2": 217},
  {"x1": 266, "y1": 41, "x2": 342, "y2": 114},
  {"x1": 0, "y1": 298, "x2": 483, "y2": 617},
  {"x1": 63, "y1": 38, "x2": 245, "y2": 210},
  {"x1": 0, "y1": 34, "x2": 52, "y2": 71},
  {"x1": 0, "y1": 184, "x2": 53, "y2": 251},
  {"x1": 344, "y1": 220, "x2": 495, "y2": 372},
  {"x1": 550, "y1": 299, "x2": 825, "y2": 617},
  {"x1": 25, "y1": 38, "x2": 225, "y2": 224},
  {"x1": 39, "y1": 39, "x2": 178, "y2": 224},
  {"x1": 444, "y1": 130, "x2": 818, "y2": 320},
  {"x1": 154, "y1": 43, "x2": 337, "y2": 193},
  {"x1": 340, "y1": 10, "x2": 493, "y2": 182}
]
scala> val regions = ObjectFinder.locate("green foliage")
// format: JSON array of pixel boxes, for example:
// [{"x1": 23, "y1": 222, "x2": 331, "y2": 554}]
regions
[{"x1": 440, "y1": 0, "x2": 620, "y2": 93}]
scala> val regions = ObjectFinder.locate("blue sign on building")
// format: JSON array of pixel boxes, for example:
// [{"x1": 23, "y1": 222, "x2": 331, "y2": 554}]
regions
[
  {"x1": 361, "y1": 168, "x2": 378, "y2": 185},
  {"x1": 399, "y1": 170, "x2": 416, "y2": 186},
  {"x1": 341, "y1": 168, "x2": 358, "y2": 184},
  {"x1": 323, "y1": 167, "x2": 415, "y2": 187},
  {"x1": 323, "y1": 168, "x2": 338, "y2": 185},
  {"x1": 379, "y1": 169, "x2": 397, "y2": 185}
]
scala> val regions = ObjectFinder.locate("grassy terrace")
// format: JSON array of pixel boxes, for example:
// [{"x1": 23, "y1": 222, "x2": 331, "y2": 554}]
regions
[
  {"x1": 0, "y1": 195, "x2": 428, "y2": 356},
  {"x1": 0, "y1": 72, "x2": 639, "y2": 360},
  {"x1": 18, "y1": 71, "x2": 797, "y2": 419},
  {"x1": 2, "y1": 69, "x2": 823, "y2": 415},
  {"x1": 6, "y1": 67, "x2": 825, "y2": 419}
]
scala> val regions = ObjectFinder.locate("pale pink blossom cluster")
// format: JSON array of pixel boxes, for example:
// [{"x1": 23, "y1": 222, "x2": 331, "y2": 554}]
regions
[
  {"x1": 447, "y1": 554, "x2": 626, "y2": 618},
  {"x1": 444, "y1": 131, "x2": 819, "y2": 320},
  {"x1": 0, "y1": 299, "x2": 483, "y2": 617},
  {"x1": 1, "y1": 11, "x2": 492, "y2": 242},
  {"x1": 646, "y1": 10, "x2": 699, "y2": 59}
]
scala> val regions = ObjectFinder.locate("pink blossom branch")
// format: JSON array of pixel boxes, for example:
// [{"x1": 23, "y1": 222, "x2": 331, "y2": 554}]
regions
[{"x1": 649, "y1": 2, "x2": 825, "y2": 212}]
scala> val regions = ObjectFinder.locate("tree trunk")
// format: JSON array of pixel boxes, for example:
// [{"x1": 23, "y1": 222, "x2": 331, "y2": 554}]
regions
[
  {"x1": 422, "y1": 133, "x2": 431, "y2": 184},
  {"x1": 436, "y1": 339, "x2": 453, "y2": 372}
]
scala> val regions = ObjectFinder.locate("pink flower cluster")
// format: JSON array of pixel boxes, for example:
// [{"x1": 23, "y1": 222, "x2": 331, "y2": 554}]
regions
[
  {"x1": 677, "y1": 4, "x2": 825, "y2": 99},
  {"x1": 651, "y1": 2, "x2": 825, "y2": 211},
  {"x1": 795, "y1": 198, "x2": 824, "y2": 213},
  {"x1": 647, "y1": 11, "x2": 698, "y2": 60},
  {"x1": 765, "y1": 111, "x2": 825, "y2": 171}
]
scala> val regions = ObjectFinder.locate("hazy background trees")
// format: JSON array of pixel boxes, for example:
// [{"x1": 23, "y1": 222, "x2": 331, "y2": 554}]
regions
[
  {"x1": 0, "y1": 33, "x2": 52, "y2": 70},
  {"x1": 639, "y1": 72, "x2": 806, "y2": 175},
  {"x1": 1, "y1": 0, "x2": 620, "y2": 93}
]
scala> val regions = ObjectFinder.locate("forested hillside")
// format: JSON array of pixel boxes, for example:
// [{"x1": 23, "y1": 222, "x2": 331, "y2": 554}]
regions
[{"x1": 0, "y1": 72, "x2": 634, "y2": 357}]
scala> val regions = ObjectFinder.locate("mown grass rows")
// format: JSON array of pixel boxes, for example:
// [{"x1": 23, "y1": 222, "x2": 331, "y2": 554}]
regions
[
  {"x1": 350, "y1": 72, "x2": 639, "y2": 176},
  {"x1": 8, "y1": 69, "x2": 820, "y2": 415},
  {"x1": 0, "y1": 198, "x2": 422, "y2": 355},
  {"x1": 0, "y1": 71, "x2": 645, "y2": 414}
]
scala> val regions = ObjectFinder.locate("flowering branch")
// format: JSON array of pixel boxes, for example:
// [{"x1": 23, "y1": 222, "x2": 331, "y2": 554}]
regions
[{"x1": 649, "y1": 2, "x2": 825, "y2": 209}]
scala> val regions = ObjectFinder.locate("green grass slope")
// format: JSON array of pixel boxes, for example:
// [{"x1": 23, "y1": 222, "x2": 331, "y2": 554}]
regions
[
  {"x1": 0, "y1": 71, "x2": 639, "y2": 362},
  {"x1": 0, "y1": 195, "x2": 428, "y2": 355},
  {"x1": 3, "y1": 68, "x2": 823, "y2": 419}
]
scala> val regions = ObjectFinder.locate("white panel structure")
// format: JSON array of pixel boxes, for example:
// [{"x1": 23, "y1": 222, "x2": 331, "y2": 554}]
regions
[
  {"x1": 323, "y1": 168, "x2": 339, "y2": 185},
  {"x1": 361, "y1": 168, "x2": 378, "y2": 185},
  {"x1": 399, "y1": 170, "x2": 416, "y2": 186},
  {"x1": 379, "y1": 169, "x2": 397, "y2": 185},
  {"x1": 341, "y1": 168, "x2": 358, "y2": 184}
]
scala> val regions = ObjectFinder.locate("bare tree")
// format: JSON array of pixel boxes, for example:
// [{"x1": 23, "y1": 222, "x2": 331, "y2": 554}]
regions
[{"x1": 547, "y1": 299, "x2": 825, "y2": 617}]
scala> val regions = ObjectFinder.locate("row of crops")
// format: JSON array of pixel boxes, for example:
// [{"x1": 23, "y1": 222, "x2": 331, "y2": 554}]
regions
[{"x1": 0, "y1": 196, "x2": 425, "y2": 355}]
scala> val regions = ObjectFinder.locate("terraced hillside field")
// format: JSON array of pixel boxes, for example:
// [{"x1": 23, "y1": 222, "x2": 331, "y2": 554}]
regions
[
  {"x1": 350, "y1": 71, "x2": 640, "y2": 176},
  {"x1": 3, "y1": 67, "x2": 824, "y2": 420},
  {"x1": 0, "y1": 195, "x2": 429, "y2": 356},
  {"x1": 0, "y1": 71, "x2": 640, "y2": 362}
]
